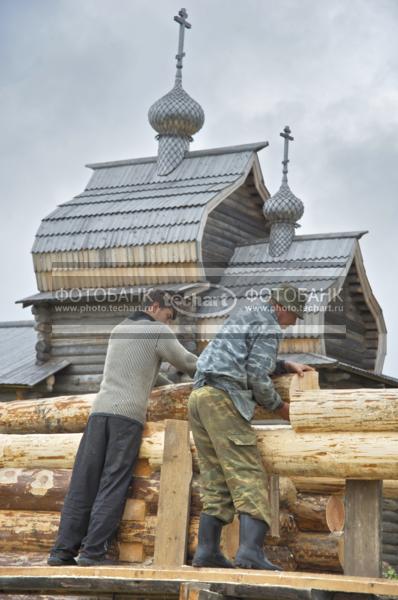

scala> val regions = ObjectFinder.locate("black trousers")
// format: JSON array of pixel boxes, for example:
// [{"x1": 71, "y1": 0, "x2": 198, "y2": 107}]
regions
[{"x1": 51, "y1": 413, "x2": 143, "y2": 560}]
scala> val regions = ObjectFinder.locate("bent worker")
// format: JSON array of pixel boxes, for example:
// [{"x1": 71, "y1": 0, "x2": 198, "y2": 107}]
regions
[
  {"x1": 48, "y1": 288, "x2": 197, "y2": 567},
  {"x1": 189, "y1": 284, "x2": 314, "y2": 570}
]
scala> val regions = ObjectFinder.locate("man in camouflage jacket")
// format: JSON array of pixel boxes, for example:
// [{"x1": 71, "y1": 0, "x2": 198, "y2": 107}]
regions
[{"x1": 188, "y1": 284, "x2": 314, "y2": 570}]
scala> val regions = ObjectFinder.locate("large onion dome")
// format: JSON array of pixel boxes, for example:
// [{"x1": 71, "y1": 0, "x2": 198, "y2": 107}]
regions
[{"x1": 148, "y1": 9, "x2": 205, "y2": 176}]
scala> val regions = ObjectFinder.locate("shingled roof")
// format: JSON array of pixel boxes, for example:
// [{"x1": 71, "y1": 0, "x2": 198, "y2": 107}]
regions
[
  {"x1": 219, "y1": 231, "x2": 368, "y2": 309},
  {"x1": 32, "y1": 142, "x2": 268, "y2": 254},
  {"x1": 0, "y1": 322, "x2": 69, "y2": 387}
]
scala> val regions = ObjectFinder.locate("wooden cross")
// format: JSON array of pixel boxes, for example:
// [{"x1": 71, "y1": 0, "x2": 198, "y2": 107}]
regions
[
  {"x1": 174, "y1": 8, "x2": 191, "y2": 74},
  {"x1": 280, "y1": 125, "x2": 294, "y2": 183}
]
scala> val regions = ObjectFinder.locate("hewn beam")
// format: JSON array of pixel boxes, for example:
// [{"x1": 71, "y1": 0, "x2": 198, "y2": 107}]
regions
[
  {"x1": 0, "y1": 566, "x2": 398, "y2": 596},
  {"x1": 154, "y1": 420, "x2": 192, "y2": 567},
  {"x1": 344, "y1": 480, "x2": 382, "y2": 578}
]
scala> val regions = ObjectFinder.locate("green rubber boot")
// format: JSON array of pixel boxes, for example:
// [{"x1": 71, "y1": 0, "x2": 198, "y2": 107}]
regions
[
  {"x1": 192, "y1": 513, "x2": 234, "y2": 568},
  {"x1": 234, "y1": 513, "x2": 282, "y2": 570}
]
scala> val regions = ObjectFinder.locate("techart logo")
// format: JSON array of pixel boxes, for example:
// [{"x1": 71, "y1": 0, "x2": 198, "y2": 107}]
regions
[{"x1": 171, "y1": 283, "x2": 237, "y2": 319}]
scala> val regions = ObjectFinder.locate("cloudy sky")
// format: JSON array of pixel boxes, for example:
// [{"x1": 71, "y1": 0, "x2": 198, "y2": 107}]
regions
[{"x1": 1, "y1": 0, "x2": 397, "y2": 376}]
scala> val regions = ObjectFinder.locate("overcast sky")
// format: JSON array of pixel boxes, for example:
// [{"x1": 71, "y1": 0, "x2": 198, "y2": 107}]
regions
[{"x1": 1, "y1": 0, "x2": 397, "y2": 376}]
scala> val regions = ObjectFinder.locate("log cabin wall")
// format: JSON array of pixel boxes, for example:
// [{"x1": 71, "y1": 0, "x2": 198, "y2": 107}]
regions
[
  {"x1": 324, "y1": 260, "x2": 379, "y2": 371},
  {"x1": 41, "y1": 299, "x2": 198, "y2": 396},
  {"x1": 201, "y1": 172, "x2": 269, "y2": 279},
  {"x1": 47, "y1": 303, "x2": 117, "y2": 395}
]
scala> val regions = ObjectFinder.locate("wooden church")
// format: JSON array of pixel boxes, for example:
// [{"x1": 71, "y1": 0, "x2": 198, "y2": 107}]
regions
[
  {"x1": 1, "y1": 8, "x2": 398, "y2": 586},
  {"x1": 5, "y1": 7, "x2": 396, "y2": 400}
]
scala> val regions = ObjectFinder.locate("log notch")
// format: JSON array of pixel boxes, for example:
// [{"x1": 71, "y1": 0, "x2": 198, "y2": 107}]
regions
[
  {"x1": 291, "y1": 388, "x2": 398, "y2": 432},
  {"x1": 32, "y1": 304, "x2": 52, "y2": 364},
  {"x1": 325, "y1": 495, "x2": 345, "y2": 533}
]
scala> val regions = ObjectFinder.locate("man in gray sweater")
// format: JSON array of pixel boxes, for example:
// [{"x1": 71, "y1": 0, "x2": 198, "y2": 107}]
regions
[{"x1": 48, "y1": 289, "x2": 197, "y2": 567}]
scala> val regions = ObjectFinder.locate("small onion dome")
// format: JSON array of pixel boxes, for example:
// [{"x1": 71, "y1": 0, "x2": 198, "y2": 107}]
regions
[
  {"x1": 263, "y1": 182, "x2": 304, "y2": 256},
  {"x1": 148, "y1": 79, "x2": 205, "y2": 138},
  {"x1": 263, "y1": 181, "x2": 304, "y2": 224}
]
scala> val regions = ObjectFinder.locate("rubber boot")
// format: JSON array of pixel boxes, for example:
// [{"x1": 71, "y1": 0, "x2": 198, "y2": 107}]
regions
[
  {"x1": 192, "y1": 513, "x2": 234, "y2": 568},
  {"x1": 234, "y1": 513, "x2": 282, "y2": 570},
  {"x1": 77, "y1": 555, "x2": 114, "y2": 566},
  {"x1": 47, "y1": 554, "x2": 77, "y2": 566}
]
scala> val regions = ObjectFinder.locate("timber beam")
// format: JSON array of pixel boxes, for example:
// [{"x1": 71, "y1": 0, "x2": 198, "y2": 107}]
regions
[{"x1": 0, "y1": 567, "x2": 396, "y2": 598}]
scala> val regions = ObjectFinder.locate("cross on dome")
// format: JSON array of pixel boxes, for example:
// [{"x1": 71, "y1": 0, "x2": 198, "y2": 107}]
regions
[
  {"x1": 148, "y1": 8, "x2": 205, "y2": 176},
  {"x1": 280, "y1": 125, "x2": 294, "y2": 183},
  {"x1": 174, "y1": 8, "x2": 191, "y2": 78}
]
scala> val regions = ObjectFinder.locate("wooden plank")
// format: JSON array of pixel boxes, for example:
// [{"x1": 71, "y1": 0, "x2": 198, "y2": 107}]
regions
[
  {"x1": 153, "y1": 420, "x2": 192, "y2": 567},
  {"x1": 344, "y1": 479, "x2": 382, "y2": 578},
  {"x1": 1, "y1": 567, "x2": 398, "y2": 596},
  {"x1": 270, "y1": 474, "x2": 280, "y2": 537}
]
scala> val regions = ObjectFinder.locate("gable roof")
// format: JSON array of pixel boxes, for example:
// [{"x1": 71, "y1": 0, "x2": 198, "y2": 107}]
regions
[
  {"x1": 0, "y1": 321, "x2": 69, "y2": 387},
  {"x1": 32, "y1": 142, "x2": 268, "y2": 254},
  {"x1": 218, "y1": 231, "x2": 367, "y2": 308}
]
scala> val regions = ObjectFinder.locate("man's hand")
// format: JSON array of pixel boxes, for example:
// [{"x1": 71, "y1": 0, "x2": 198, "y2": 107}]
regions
[
  {"x1": 284, "y1": 361, "x2": 315, "y2": 377},
  {"x1": 276, "y1": 401, "x2": 290, "y2": 421}
]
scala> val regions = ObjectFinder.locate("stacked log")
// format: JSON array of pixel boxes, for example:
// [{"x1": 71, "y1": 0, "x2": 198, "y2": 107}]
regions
[
  {"x1": 0, "y1": 373, "x2": 396, "y2": 575},
  {"x1": 382, "y1": 498, "x2": 398, "y2": 569},
  {"x1": 289, "y1": 386, "x2": 398, "y2": 571},
  {"x1": 0, "y1": 372, "x2": 311, "y2": 435},
  {"x1": 0, "y1": 374, "x2": 312, "y2": 570}
]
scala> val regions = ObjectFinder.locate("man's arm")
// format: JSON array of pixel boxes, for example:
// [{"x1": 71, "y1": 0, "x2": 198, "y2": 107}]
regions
[
  {"x1": 155, "y1": 326, "x2": 197, "y2": 377},
  {"x1": 274, "y1": 359, "x2": 288, "y2": 375},
  {"x1": 284, "y1": 360, "x2": 316, "y2": 376},
  {"x1": 246, "y1": 334, "x2": 284, "y2": 412}
]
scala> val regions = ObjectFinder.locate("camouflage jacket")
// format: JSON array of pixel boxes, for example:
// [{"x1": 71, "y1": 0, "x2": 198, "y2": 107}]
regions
[{"x1": 193, "y1": 302, "x2": 286, "y2": 421}]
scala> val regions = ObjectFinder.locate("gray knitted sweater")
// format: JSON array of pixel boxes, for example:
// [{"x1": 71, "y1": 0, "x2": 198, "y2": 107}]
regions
[{"x1": 91, "y1": 313, "x2": 197, "y2": 424}]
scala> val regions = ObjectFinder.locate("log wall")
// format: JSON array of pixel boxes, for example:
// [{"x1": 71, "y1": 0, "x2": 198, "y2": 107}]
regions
[
  {"x1": 201, "y1": 172, "x2": 269, "y2": 278},
  {"x1": 324, "y1": 261, "x2": 379, "y2": 371},
  {"x1": 0, "y1": 374, "x2": 397, "y2": 575}
]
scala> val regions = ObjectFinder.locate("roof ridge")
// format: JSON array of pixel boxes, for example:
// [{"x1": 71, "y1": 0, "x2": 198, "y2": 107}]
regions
[
  {"x1": 86, "y1": 141, "x2": 268, "y2": 170},
  {"x1": 236, "y1": 231, "x2": 368, "y2": 249}
]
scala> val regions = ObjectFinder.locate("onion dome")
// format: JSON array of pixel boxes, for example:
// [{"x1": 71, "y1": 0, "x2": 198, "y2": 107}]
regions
[
  {"x1": 148, "y1": 9, "x2": 205, "y2": 176},
  {"x1": 263, "y1": 126, "x2": 304, "y2": 256},
  {"x1": 148, "y1": 79, "x2": 204, "y2": 137}
]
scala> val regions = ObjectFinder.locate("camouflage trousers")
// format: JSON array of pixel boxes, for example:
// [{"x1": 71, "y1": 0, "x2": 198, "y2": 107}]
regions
[{"x1": 188, "y1": 385, "x2": 271, "y2": 525}]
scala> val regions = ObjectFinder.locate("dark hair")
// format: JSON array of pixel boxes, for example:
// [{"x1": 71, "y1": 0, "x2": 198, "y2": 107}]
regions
[{"x1": 143, "y1": 288, "x2": 177, "y2": 320}]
